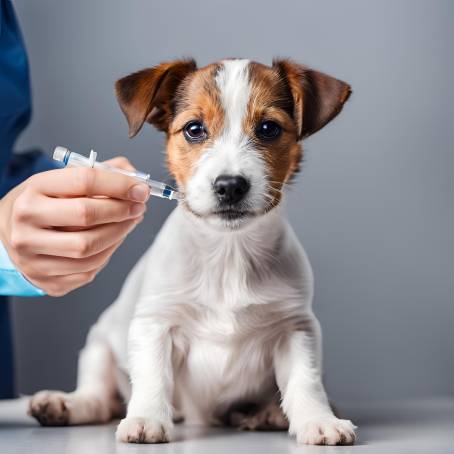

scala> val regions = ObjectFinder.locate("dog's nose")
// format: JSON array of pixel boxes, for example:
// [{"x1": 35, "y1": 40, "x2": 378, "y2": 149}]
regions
[{"x1": 214, "y1": 175, "x2": 250, "y2": 205}]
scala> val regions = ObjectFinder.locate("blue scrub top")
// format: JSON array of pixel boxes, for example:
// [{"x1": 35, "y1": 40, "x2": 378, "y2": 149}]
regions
[
  {"x1": 0, "y1": 0, "x2": 56, "y2": 398},
  {"x1": 0, "y1": 0, "x2": 55, "y2": 193}
]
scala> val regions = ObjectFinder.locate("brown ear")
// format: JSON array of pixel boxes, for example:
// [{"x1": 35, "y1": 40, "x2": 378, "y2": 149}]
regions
[
  {"x1": 273, "y1": 59, "x2": 351, "y2": 140},
  {"x1": 115, "y1": 59, "x2": 197, "y2": 138}
]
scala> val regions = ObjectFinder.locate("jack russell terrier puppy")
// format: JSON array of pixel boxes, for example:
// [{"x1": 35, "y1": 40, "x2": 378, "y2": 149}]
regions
[{"x1": 29, "y1": 58, "x2": 356, "y2": 445}]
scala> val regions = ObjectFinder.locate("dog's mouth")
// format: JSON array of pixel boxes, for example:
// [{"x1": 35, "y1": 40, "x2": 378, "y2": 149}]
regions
[
  {"x1": 212, "y1": 209, "x2": 254, "y2": 221},
  {"x1": 181, "y1": 199, "x2": 259, "y2": 226}
]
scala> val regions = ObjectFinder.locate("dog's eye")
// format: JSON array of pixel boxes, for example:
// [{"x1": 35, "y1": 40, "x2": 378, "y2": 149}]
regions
[
  {"x1": 183, "y1": 121, "x2": 207, "y2": 143},
  {"x1": 256, "y1": 121, "x2": 282, "y2": 141}
]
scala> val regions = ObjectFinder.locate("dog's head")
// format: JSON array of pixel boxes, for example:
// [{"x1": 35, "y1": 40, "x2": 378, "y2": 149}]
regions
[{"x1": 116, "y1": 59, "x2": 351, "y2": 230}]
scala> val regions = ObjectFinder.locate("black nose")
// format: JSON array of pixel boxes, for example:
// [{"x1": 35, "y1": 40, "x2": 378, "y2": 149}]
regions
[{"x1": 214, "y1": 175, "x2": 250, "y2": 205}]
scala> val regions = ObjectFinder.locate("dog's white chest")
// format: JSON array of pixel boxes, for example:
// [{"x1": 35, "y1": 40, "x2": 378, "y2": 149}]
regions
[
  {"x1": 175, "y1": 308, "x2": 274, "y2": 424},
  {"x1": 184, "y1": 309, "x2": 237, "y2": 382}
]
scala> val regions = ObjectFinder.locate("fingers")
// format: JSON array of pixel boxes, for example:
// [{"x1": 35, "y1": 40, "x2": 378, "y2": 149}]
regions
[
  {"x1": 25, "y1": 242, "x2": 121, "y2": 278},
  {"x1": 29, "y1": 271, "x2": 99, "y2": 297},
  {"x1": 12, "y1": 217, "x2": 142, "y2": 258},
  {"x1": 29, "y1": 222, "x2": 134, "y2": 296},
  {"x1": 31, "y1": 167, "x2": 150, "y2": 202},
  {"x1": 28, "y1": 195, "x2": 146, "y2": 227}
]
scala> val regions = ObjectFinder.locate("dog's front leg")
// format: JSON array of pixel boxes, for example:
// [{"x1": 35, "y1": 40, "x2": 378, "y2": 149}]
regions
[
  {"x1": 274, "y1": 316, "x2": 357, "y2": 445},
  {"x1": 116, "y1": 317, "x2": 173, "y2": 444}
]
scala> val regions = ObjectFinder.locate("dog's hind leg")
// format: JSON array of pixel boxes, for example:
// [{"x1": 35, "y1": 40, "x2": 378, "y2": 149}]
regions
[
  {"x1": 29, "y1": 341, "x2": 122, "y2": 426},
  {"x1": 227, "y1": 398, "x2": 289, "y2": 431}
]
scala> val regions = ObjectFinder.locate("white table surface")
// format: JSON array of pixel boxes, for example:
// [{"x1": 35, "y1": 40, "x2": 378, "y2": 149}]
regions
[{"x1": 0, "y1": 397, "x2": 453, "y2": 453}]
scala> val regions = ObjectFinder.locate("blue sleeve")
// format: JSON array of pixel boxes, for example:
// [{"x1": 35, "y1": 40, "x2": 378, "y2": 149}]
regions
[
  {"x1": 0, "y1": 0, "x2": 32, "y2": 174},
  {"x1": 0, "y1": 149, "x2": 58, "y2": 195},
  {"x1": 0, "y1": 239, "x2": 45, "y2": 297},
  {"x1": 0, "y1": 0, "x2": 47, "y2": 400},
  {"x1": 0, "y1": 0, "x2": 58, "y2": 194}
]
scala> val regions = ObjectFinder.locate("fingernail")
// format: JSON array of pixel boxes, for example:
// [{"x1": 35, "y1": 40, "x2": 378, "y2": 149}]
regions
[
  {"x1": 129, "y1": 184, "x2": 149, "y2": 202},
  {"x1": 130, "y1": 203, "x2": 146, "y2": 217}
]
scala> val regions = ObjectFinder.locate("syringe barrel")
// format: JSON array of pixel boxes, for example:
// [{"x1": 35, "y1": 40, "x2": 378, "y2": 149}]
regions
[
  {"x1": 53, "y1": 147, "x2": 148, "y2": 181},
  {"x1": 97, "y1": 163, "x2": 151, "y2": 185},
  {"x1": 53, "y1": 146, "x2": 183, "y2": 201}
]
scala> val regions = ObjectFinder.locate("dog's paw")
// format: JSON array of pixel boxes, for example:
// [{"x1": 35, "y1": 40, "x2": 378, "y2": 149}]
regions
[
  {"x1": 116, "y1": 417, "x2": 171, "y2": 444},
  {"x1": 291, "y1": 416, "x2": 357, "y2": 445},
  {"x1": 29, "y1": 391, "x2": 70, "y2": 426}
]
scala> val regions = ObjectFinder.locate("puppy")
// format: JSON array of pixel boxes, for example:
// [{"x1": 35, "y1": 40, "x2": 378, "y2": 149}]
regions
[{"x1": 29, "y1": 58, "x2": 356, "y2": 445}]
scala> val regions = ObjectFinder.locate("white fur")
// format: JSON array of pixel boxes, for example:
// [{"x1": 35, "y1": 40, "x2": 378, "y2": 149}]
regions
[
  {"x1": 216, "y1": 59, "x2": 251, "y2": 141},
  {"x1": 30, "y1": 206, "x2": 356, "y2": 444},
  {"x1": 29, "y1": 60, "x2": 356, "y2": 446},
  {"x1": 185, "y1": 60, "x2": 267, "y2": 228}
]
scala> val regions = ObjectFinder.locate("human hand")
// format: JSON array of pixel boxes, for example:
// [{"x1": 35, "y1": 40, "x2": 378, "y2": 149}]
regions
[{"x1": 0, "y1": 157, "x2": 148, "y2": 296}]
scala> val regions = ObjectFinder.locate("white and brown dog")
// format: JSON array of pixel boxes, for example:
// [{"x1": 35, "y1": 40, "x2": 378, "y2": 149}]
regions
[{"x1": 29, "y1": 58, "x2": 356, "y2": 445}]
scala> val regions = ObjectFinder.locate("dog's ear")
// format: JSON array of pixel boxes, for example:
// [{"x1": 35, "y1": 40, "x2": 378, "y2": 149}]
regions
[
  {"x1": 115, "y1": 59, "x2": 197, "y2": 138},
  {"x1": 273, "y1": 59, "x2": 351, "y2": 140}
]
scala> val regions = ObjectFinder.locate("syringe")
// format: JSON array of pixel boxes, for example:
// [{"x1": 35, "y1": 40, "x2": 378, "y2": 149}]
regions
[{"x1": 53, "y1": 146, "x2": 183, "y2": 201}]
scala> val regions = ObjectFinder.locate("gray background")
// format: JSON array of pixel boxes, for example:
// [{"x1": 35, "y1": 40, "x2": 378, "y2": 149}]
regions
[{"x1": 11, "y1": 0, "x2": 453, "y2": 403}]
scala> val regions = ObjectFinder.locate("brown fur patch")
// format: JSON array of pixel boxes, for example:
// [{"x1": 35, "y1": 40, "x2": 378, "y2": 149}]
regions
[
  {"x1": 273, "y1": 59, "x2": 352, "y2": 139},
  {"x1": 166, "y1": 64, "x2": 225, "y2": 186},
  {"x1": 115, "y1": 59, "x2": 197, "y2": 138},
  {"x1": 246, "y1": 62, "x2": 303, "y2": 208}
]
